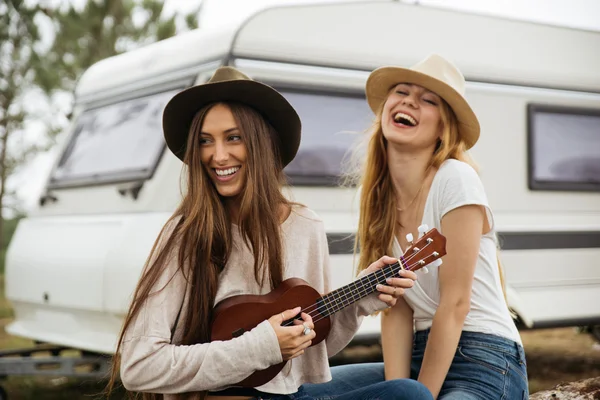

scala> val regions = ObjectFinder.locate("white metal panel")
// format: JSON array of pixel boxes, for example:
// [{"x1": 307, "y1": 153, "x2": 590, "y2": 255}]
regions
[
  {"x1": 6, "y1": 217, "x2": 121, "y2": 310},
  {"x1": 467, "y1": 82, "x2": 600, "y2": 217},
  {"x1": 233, "y1": 2, "x2": 600, "y2": 92},
  {"x1": 74, "y1": 24, "x2": 236, "y2": 99},
  {"x1": 6, "y1": 303, "x2": 123, "y2": 354}
]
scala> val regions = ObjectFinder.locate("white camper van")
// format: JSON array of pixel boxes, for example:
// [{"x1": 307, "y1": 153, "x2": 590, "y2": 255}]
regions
[{"x1": 4, "y1": 0, "x2": 600, "y2": 376}]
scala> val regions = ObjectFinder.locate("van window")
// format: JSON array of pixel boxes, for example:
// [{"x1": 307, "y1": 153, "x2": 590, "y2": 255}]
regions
[
  {"x1": 49, "y1": 88, "x2": 181, "y2": 188},
  {"x1": 279, "y1": 90, "x2": 374, "y2": 185},
  {"x1": 528, "y1": 104, "x2": 600, "y2": 191}
]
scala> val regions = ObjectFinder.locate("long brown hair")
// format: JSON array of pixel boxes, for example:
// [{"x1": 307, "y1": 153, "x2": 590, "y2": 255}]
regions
[
  {"x1": 106, "y1": 101, "x2": 290, "y2": 400},
  {"x1": 353, "y1": 98, "x2": 506, "y2": 294}
]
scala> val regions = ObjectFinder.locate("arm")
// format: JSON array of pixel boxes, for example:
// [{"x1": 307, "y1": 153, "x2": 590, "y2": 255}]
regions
[
  {"x1": 120, "y1": 257, "x2": 283, "y2": 393},
  {"x1": 326, "y1": 259, "x2": 416, "y2": 357},
  {"x1": 417, "y1": 204, "x2": 485, "y2": 398},
  {"x1": 381, "y1": 296, "x2": 414, "y2": 380}
]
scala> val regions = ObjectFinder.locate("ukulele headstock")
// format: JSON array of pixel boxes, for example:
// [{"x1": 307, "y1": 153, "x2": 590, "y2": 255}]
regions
[{"x1": 402, "y1": 225, "x2": 447, "y2": 273}]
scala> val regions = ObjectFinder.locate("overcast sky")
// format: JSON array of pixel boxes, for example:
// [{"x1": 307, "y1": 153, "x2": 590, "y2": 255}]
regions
[{"x1": 8, "y1": 0, "x2": 600, "y2": 215}]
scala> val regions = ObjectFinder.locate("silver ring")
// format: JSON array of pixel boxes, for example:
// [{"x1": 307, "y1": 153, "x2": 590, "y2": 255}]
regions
[
  {"x1": 303, "y1": 324, "x2": 311, "y2": 336},
  {"x1": 281, "y1": 313, "x2": 285, "y2": 321}
]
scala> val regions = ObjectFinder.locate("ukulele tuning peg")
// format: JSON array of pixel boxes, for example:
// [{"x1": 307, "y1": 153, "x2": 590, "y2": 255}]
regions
[
  {"x1": 418, "y1": 224, "x2": 429, "y2": 237},
  {"x1": 405, "y1": 233, "x2": 414, "y2": 244},
  {"x1": 422, "y1": 267, "x2": 429, "y2": 274}
]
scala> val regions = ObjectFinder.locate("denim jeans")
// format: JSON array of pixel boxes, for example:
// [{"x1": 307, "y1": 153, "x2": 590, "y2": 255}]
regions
[
  {"x1": 411, "y1": 329, "x2": 529, "y2": 400},
  {"x1": 252, "y1": 363, "x2": 433, "y2": 400}
]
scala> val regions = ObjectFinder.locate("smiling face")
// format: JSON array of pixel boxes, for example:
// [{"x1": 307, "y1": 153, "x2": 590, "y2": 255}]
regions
[
  {"x1": 381, "y1": 83, "x2": 443, "y2": 150},
  {"x1": 199, "y1": 103, "x2": 247, "y2": 199}
]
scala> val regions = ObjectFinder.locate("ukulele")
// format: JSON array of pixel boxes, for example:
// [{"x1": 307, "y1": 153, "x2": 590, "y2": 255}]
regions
[{"x1": 211, "y1": 225, "x2": 446, "y2": 387}]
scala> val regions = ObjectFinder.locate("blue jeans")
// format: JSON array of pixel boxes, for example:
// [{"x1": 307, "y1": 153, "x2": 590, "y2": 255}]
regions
[
  {"x1": 253, "y1": 363, "x2": 433, "y2": 399},
  {"x1": 411, "y1": 329, "x2": 529, "y2": 399}
]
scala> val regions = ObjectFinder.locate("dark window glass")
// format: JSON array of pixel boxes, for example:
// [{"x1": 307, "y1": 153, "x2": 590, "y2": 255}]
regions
[
  {"x1": 279, "y1": 90, "x2": 373, "y2": 185},
  {"x1": 50, "y1": 89, "x2": 181, "y2": 187},
  {"x1": 529, "y1": 105, "x2": 600, "y2": 191}
]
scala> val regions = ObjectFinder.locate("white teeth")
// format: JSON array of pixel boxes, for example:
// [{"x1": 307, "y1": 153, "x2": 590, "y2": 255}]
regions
[
  {"x1": 215, "y1": 167, "x2": 240, "y2": 176},
  {"x1": 394, "y1": 112, "x2": 417, "y2": 126}
]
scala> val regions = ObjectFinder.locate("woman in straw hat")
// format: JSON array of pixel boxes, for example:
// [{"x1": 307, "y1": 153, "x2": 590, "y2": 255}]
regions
[
  {"x1": 351, "y1": 54, "x2": 529, "y2": 399},
  {"x1": 105, "y1": 66, "x2": 433, "y2": 400}
]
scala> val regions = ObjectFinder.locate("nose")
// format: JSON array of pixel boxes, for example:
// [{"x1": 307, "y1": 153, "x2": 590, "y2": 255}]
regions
[
  {"x1": 401, "y1": 93, "x2": 418, "y2": 108},
  {"x1": 213, "y1": 141, "x2": 229, "y2": 164}
]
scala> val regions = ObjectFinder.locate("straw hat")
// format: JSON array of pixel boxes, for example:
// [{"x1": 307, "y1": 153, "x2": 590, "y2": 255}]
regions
[
  {"x1": 163, "y1": 66, "x2": 301, "y2": 166},
  {"x1": 366, "y1": 54, "x2": 480, "y2": 149}
]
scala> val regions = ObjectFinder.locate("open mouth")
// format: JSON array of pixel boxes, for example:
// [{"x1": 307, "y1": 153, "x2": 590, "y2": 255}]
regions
[
  {"x1": 393, "y1": 112, "x2": 418, "y2": 127},
  {"x1": 213, "y1": 166, "x2": 241, "y2": 181}
]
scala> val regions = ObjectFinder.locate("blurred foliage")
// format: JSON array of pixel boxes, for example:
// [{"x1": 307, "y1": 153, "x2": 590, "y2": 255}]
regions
[
  {"x1": 0, "y1": 216, "x2": 22, "y2": 274},
  {"x1": 0, "y1": 0, "x2": 200, "y2": 246}
]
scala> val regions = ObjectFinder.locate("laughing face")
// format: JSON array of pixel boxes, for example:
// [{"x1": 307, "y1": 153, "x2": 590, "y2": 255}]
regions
[
  {"x1": 199, "y1": 103, "x2": 247, "y2": 199},
  {"x1": 381, "y1": 83, "x2": 443, "y2": 150}
]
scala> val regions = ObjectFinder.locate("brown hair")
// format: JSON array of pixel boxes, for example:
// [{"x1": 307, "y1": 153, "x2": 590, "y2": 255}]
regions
[
  {"x1": 106, "y1": 102, "x2": 290, "y2": 400},
  {"x1": 352, "y1": 98, "x2": 506, "y2": 294}
]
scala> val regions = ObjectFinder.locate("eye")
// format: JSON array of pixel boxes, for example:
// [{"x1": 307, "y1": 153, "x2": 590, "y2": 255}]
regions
[
  {"x1": 424, "y1": 98, "x2": 438, "y2": 106},
  {"x1": 395, "y1": 90, "x2": 408, "y2": 96},
  {"x1": 199, "y1": 137, "x2": 211, "y2": 145},
  {"x1": 228, "y1": 134, "x2": 242, "y2": 142}
]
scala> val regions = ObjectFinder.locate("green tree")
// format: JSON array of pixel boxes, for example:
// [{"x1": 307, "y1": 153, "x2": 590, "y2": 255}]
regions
[
  {"x1": 36, "y1": 0, "x2": 200, "y2": 94},
  {"x1": 0, "y1": 0, "x2": 45, "y2": 253},
  {"x1": 0, "y1": 0, "x2": 200, "y2": 250}
]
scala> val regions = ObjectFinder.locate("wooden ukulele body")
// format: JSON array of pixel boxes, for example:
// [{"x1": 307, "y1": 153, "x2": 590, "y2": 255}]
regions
[{"x1": 211, "y1": 278, "x2": 331, "y2": 387}]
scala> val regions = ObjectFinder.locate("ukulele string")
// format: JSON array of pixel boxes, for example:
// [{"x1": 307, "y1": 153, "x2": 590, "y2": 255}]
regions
[
  {"x1": 281, "y1": 242, "x2": 433, "y2": 326},
  {"x1": 307, "y1": 253, "x2": 438, "y2": 326},
  {"x1": 281, "y1": 243, "x2": 436, "y2": 327}
]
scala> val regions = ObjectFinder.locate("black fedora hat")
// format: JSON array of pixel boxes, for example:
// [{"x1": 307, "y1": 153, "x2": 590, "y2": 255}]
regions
[{"x1": 162, "y1": 66, "x2": 301, "y2": 167}]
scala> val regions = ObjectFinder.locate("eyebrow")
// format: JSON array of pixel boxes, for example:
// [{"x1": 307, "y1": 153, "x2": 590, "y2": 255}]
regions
[
  {"x1": 396, "y1": 83, "x2": 440, "y2": 97},
  {"x1": 200, "y1": 127, "x2": 240, "y2": 135}
]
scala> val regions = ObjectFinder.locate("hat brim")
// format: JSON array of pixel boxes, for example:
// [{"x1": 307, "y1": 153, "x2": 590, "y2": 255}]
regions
[
  {"x1": 366, "y1": 67, "x2": 480, "y2": 149},
  {"x1": 163, "y1": 79, "x2": 301, "y2": 166}
]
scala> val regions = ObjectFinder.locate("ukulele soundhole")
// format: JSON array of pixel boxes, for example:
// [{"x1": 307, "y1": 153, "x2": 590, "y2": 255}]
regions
[{"x1": 232, "y1": 328, "x2": 245, "y2": 338}]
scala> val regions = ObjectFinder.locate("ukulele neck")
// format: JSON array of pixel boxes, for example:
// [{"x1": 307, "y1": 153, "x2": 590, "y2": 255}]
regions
[{"x1": 317, "y1": 259, "x2": 406, "y2": 316}]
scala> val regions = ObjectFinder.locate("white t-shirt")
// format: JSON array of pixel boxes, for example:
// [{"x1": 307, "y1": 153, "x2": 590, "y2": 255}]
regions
[{"x1": 394, "y1": 159, "x2": 522, "y2": 344}]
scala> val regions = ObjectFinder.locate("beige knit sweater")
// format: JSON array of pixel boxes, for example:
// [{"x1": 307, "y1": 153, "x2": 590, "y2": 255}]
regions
[{"x1": 120, "y1": 206, "x2": 386, "y2": 398}]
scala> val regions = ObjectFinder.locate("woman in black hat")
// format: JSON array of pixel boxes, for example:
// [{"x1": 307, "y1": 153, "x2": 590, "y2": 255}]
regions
[{"x1": 106, "y1": 67, "x2": 433, "y2": 400}]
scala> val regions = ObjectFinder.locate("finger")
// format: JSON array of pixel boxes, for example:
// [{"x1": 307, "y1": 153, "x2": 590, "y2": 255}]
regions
[
  {"x1": 288, "y1": 349, "x2": 305, "y2": 360},
  {"x1": 301, "y1": 312, "x2": 314, "y2": 329},
  {"x1": 385, "y1": 277, "x2": 415, "y2": 289},
  {"x1": 376, "y1": 284, "x2": 405, "y2": 297},
  {"x1": 397, "y1": 269, "x2": 418, "y2": 280},
  {"x1": 279, "y1": 307, "x2": 301, "y2": 324},
  {"x1": 297, "y1": 339, "x2": 313, "y2": 351},
  {"x1": 378, "y1": 293, "x2": 397, "y2": 307},
  {"x1": 369, "y1": 256, "x2": 398, "y2": 271},
  {"x1": 288, "y1": 324, "x2": 306, "y2": 336}
]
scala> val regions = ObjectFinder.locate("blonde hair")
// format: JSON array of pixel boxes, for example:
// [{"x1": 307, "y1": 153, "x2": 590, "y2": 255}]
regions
[{"x1": 351, "y1": 98, "x2": 506, "y2": 297}]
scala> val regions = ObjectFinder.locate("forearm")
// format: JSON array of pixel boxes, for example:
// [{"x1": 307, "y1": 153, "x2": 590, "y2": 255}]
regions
[
  {"x1": 326, "y1": 294, "x2": 385, "y2": 357},
  {"x1": 120, "y1": 320, "x2": 281, "y2": 393},
  {"x1": 381, "y1": 299, "x2": 413, "y2": 379},
  {"x1": 418, "y1": 304, "x2": 467, "y2": 398}
]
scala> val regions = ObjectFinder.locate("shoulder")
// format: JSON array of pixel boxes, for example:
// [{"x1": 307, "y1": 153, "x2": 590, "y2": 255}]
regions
[
  {"x1": 285, "y1": 204, "x2": 326, "y2": 236},
  {"x1": 289, "y1": 204, "x2": 324, "y2": 225},
  {"x1": 437, "y1": 159, "x2": 479, "y2": 181},
  {"x1": 435, "y1": 159, "x2": 483, "y2": 192},
  {"x1": 432, "y1": 159, "x2": 489, "y2": 214}
]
